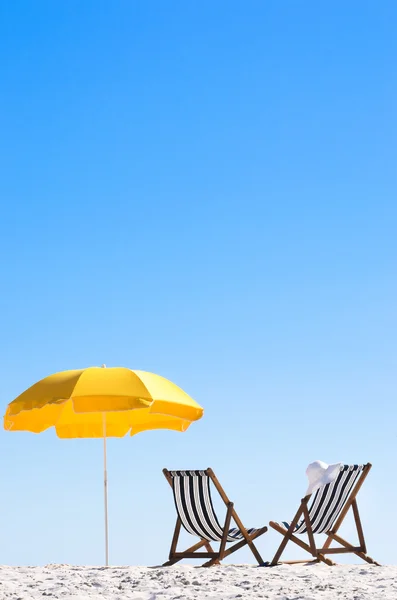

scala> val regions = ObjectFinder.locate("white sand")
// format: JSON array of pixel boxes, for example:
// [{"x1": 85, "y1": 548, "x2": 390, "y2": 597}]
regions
[{"x1": 0, "y1": 564, "x2": 396, "y2": 600}]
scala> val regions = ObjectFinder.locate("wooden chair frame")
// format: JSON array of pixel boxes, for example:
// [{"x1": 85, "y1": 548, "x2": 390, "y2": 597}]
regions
[
  {"x1": 269, "y1": 463, "x2": 380, "y2": 566},
  {"x1": 163, "y1": 468, "x2": 268, "y2": 567}
]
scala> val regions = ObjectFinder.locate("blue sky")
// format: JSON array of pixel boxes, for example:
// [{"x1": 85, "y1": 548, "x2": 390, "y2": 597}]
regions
[{"x1": 0, "y1": 1, "x2": 396, "y2": 566}]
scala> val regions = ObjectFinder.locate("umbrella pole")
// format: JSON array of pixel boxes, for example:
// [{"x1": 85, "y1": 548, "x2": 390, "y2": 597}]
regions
[{"x1": 103, "y1": 412, "x2": 109, "y2": 567}]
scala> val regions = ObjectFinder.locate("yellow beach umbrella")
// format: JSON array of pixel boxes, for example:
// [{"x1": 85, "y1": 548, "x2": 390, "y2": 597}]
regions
[{"x1": 3, "y1": 365, "x2": 204, "y2": 565}]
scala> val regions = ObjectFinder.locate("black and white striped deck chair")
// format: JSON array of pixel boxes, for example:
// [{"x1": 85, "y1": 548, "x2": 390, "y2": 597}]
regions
[
  {"x1": 163, "y1": 468, "x2": 268, "y2": 566},
  {"x1": 269, "y1": 463, "x2": 380, "y2": 566}
]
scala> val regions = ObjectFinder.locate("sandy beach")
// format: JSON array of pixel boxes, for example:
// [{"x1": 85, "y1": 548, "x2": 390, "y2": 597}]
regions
[{"x1": 0, "y1": 564, "x2": 395, "y2": 600}]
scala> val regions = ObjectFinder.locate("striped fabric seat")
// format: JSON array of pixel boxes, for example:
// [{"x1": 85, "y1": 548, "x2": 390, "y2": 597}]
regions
[
  {"x1": 279, "y1": 464, "x2": 364, "y2": 535},
  {"x1": 169, "y1": 470, "x2": 262, "y2": 542}
]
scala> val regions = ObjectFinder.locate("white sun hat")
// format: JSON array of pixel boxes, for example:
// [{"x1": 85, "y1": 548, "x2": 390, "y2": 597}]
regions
[{"x1": 305, "y1": 460, "x2": 343, "y2": 496}]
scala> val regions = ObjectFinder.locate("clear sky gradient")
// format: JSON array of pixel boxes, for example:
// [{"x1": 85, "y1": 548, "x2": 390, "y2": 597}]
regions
[{"x1": 0, "y1": 1, "x2": 396, "y2": 566}]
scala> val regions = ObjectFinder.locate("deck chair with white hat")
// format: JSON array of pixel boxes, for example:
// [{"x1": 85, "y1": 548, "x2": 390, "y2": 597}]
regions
[{"x1": 268, "y1": 461, "x2": 380, "y2": 566}]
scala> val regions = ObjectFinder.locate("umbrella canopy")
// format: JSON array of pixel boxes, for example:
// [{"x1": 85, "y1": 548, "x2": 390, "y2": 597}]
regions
[
  {"x1": 3, "y1": 366, "x2": 204, "y2": 565},
  {"x1": 4, "y1": 366, "x2": 203, "y2": 437}
]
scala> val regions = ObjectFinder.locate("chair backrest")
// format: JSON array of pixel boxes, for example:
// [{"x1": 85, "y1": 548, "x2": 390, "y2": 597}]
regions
[
  {"x1": 296, "y1": 464, "x2": 365, "y2": 534},
  {"x1": 167, "y1": 470, "x2": 226, "y2": 542}
]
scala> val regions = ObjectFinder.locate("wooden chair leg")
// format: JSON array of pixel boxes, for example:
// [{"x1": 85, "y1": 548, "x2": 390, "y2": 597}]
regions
[
  {"x1": 269, "y1": 521, "x2": 335, "y2": 566},
  {"x1": 169, "y1": 518, "x2": 181, "y2": 559},
  {"x1": 227, "y1": 526, "x2": 268, "y2": 565},
  {"x1": 163, "y1": 517, "x2": 219, "y2": 567},
  {"x1": 202, "y1": 526, "x2": 268, "y2": 567},
  {"x1": 303, "y1": 505, "x2": 317, "y2": 558},
  {"x1": 227, "y1": 507, "x2": 265, "y2": 565},
  {"x1": 269, "y1": 502, "x2": 305, "y2": 566},
  {"x1": 246, "y1": 534, "x2": 265, "y2": 565},
  {"x1": 163, "y1": 539, "x2": 209, "y2": 566},
  {"x1": 352, "y1": 499, "x2": 366, "y2": 553},
  {"x1": 269, "y1": 527, "x2": 292, "y2": 566},
  {"x1": 218, "y1": 503, "x2": 233, "y2": 561},
  {"x1": 323, "y1": 532, "x2": 381, "y2": 566},
  {"x1": 319, "y1": 497, "x2": 379, "y2": 566}
]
